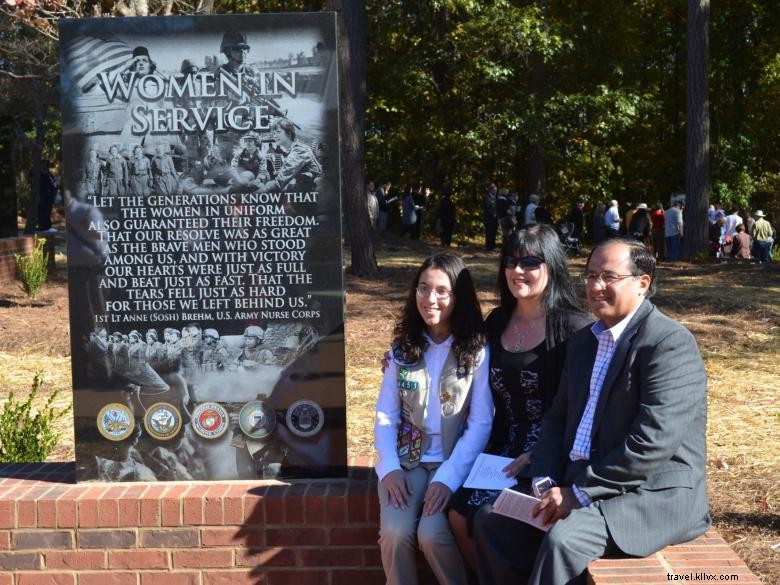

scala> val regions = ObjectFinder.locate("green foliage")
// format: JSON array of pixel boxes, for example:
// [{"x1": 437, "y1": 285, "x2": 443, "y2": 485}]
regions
[
  {"x1": 15, "y1": 236, "x2": 48, "y2": 300},
  {"x1": 0, "y1": 372, "x2": 71, "y2": 463}
]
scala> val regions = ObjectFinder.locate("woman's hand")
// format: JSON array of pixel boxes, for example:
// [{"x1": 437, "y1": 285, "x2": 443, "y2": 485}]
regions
[
  {"x1": 422, "y1": 481, "x2": 452, "y2": 516},
  {"x1": 502, "y1": 451, "x2": 531, "y2": 478},
  {"x1": 381, "y1": 469, "x2": 412, "y2": 510}
]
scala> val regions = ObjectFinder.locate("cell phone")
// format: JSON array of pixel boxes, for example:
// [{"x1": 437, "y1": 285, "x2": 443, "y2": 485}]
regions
[{"x1": 532, "y1": 477, "x2": 555, "y2": 498}]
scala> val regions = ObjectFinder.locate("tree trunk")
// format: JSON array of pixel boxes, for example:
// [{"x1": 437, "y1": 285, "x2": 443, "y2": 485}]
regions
[
  {"x1": 326, "y1": 0, "x2": 377, "y2": 275},
  {"x1": 683, "y1": 0, "x2": 710, "y2": 259},
  {"x1": 527, "y1": 0, "x2": 548, "y2": 198}
]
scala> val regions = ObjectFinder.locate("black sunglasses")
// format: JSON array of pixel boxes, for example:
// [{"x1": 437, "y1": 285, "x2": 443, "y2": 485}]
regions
[{"x1": 504, "y1": 255, "x2": 545, "y2": 269}]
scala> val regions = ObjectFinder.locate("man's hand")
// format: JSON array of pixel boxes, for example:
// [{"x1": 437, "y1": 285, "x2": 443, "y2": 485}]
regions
[
  {"x1": 381, "y1": 470, "x2": 412, "y2": 510},
  {"x1": 422, "y1": 481, "x2": 452, "y2": 516},
  {"x1": 501, "y1": 452, "x2": 531, "y2": 478},
  {"x1": 532, "y1": 486, "x2": 581, "y2": 526}
]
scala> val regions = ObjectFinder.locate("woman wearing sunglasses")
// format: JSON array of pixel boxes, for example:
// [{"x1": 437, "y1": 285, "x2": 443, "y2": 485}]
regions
[
  {"x1": 374, "y1": 253, "x2": 493, "y2": 585},
  {"x1": 448, "y1": 224, "x2": 591, "y2": 573}
]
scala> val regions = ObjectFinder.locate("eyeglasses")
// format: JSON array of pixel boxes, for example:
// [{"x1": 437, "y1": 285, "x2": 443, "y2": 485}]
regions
[
  {"x1": 581, "y1": 272, "x2": 636, "y2": 286},
  {"x1": 416, "y1": 285, "x2": 454, "y2": 301},
  {"x1": 504, "y1": 256, "x2": 545, "y2": 270}
]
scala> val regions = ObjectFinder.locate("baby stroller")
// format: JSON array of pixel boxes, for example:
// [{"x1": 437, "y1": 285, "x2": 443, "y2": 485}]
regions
[{"x1": 558, "y1": 223, "x2": 582, "y2": 257}]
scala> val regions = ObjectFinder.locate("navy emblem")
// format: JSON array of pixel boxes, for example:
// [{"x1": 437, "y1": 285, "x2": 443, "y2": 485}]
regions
[
  {"x1": 286, "y1": 399, "x2": 325, "y2": 438},
  {"x1": 97, "y1": 403, "x2": 135, "y2": 442},
  {"x1": 143, "y1": 402, "x2": 182, "y2": 441},
  {"x1": 239, "y1": 400, "x2": 277, "y2": 439},
  {"x1": 191, "y1": 402, "x2": 229, "y2": 439}
]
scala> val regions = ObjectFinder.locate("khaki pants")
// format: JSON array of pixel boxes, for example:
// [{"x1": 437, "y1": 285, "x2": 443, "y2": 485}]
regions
[{"x1": 378, "y1": 464, "x2": 468, "y2": 585}]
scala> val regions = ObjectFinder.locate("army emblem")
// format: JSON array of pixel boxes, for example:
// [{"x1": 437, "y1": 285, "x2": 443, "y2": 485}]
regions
[
  {"x1": 143, "y1": 402, "x2": 182, "y2": 441},
  {"x1": 97, "y1": 403, "x2": 135, "y2": 442},
  {"x1": 238, "y1": 400, "x2": 277, "y2": 439},
  {"x1": 286, "y1": 399, "x2": 325, "y2": 438},
  {"x1": 191, "y1": 402, "x2": 229, "y2": 439}
]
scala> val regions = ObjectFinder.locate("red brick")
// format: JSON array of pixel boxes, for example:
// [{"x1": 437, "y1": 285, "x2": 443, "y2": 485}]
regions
[
  {"x1": 0, "y1": 531, "x2": 9, "y2": 550},
  {"x1": 243, "y1": 492, "x2": 264, "y2": 525},
  {"x1": 325, "y1": 488, "x2": 347, "y2": 524},
  {"x1": 329, "y1": 525, "x2": 379, "y2": 546},
  {"x1": 46, "y1": 550, "x2": 106, "y2": 570},
  {"x1": 109, "y1": 549, "x2": 169, "y2": 569},
  {"x1": 140, "y1": 498, "x2": 160, "y2": 527},
  {"x1": 284, "y1": 484, "x2": 306, "y2": 525},
  {"x1": 0, "y1": 500, "x2": 14, "y2": 528},
  {"x1": 182, "y1": 496, "x2": 204, "y2": 525},
  {"x1": 367, "y1": 492, "x2": 380, "y2": 523},
  {"x1": 203, "y1": 570, "x2": 264, "y2": 585},
  {"x1": 266, "y1": 527, "x2": 327, "y2": 547},
  {"x1": 200, "y1": 527, "x2": 245, "y2": 547},
  {"x1": 262, "y1": 486, "x2": 287, "y2": 524},
  {"x1": 266, "y1": 570, "x2": 329, "y2": 585},
  {"x1": 363, "y1": 546, "x2": 382, "y2": 568},
  {"x1": 299, "y1": 547, "x2": 362, "y2": 567},
  {"x1": 0, "y1": 574, "x2": 11, "y2": 585},
  {"x1": 235, "y1": 547, "x2": 295, "y2": 568},
  {"x1": 140, "y1": 574, "x2": 199, "y2": 585},
  {"x1": 37, "y1": 498, "x2": 58, "y2": 528},
  {"x1": 347, "y1": 491, "x2": 368, "y2": 523},
  {"x1": 57, "y1": 498, "x2": 78, "y2": 528},
  {"x1": 223, "y1": 495, "x2": 244, "y2": 525},
  {"x1": 78, "y1": 572, "x2": 137, "y2": 585},
  {"x1": 18, "y1": 499, "x2": 36, "y2": 527},
  {"x1": 161, "y1": 484, "x2": 189, "y2": 527},
  {"x1": 140, "y1": 528, "x2": 198, "y2": 548},
  {"x1": 118, "y1": 498, "x2": 140, "y2": 527},
  {"x1": 98, "y1": 496, "x2": 120, "y2": 528},
  {"x1": 17, "y1": 573, "x2": 75, "y2": 585},
  {"x1": 13, "y1": 530, "x2": 74, "y2": 549},
  {"x1": 203, "y1": 488, "x2": 225, "y2": 526},
  {"x1": 172, "y1": 549, "x2": 234, "y2": 569},
  {"x1": 304, "y1": 491, "x2": 326, "y2": 524},
  {"x1": 332, "y1": 569, "x2": 385, "y2": 585},
  {"x1": 0, "y1": 551, "x2": 43, "y2": 570}
]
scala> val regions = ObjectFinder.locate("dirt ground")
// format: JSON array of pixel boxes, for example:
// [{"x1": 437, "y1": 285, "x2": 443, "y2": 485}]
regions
[{"x1": 0, "y1": 231, "x2": 778, "y2": 582}]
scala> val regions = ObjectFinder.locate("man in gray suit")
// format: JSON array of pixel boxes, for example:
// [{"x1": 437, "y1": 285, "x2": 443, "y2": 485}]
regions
[{"x1": 475, "y1": 238, "x2": 710, "y2": 584}]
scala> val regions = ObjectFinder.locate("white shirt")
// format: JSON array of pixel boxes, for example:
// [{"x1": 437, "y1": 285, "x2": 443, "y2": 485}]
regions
[
  {"x1": 664, "y1": 206, "x2": 683, "y2": 237},
  {"x1": 374, "y1": 338, "x2": 493, "y2": 492},
  {"x1": 724, "y1": 213, "x2": 743, "y2": 238},
  {"x1": 605, "y1": 206, "x2": 621, "y2": 230}
]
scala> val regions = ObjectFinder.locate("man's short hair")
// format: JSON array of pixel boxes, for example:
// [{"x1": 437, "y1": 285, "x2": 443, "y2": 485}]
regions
[
  {"x1": 587, "y1": 238, "x2": 657, "y2": 298},
  {"x1": 529, "y1": 193, "x2": 540, "y2": 204},
  {"x1": 274, "y1": 118, "x2": 296, "y2": 141}
]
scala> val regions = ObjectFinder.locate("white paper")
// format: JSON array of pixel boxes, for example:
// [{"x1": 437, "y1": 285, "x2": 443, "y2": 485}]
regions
[
  {"x1": 491, "y1": 488, "x2": 550, "y2": 532},
  {"x1": 463, "y1": 453, "x2": 517, "y2": 489}
]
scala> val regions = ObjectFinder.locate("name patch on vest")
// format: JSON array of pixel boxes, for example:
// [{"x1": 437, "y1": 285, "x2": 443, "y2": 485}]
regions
[{"x1": 398, "y1": 368, "x2": 419, "y2": 391}]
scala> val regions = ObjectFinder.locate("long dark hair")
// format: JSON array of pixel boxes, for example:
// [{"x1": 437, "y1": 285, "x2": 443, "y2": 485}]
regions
[
  {"x1": 496, "y1": 225, "x2": 584, "y2": 347},
  {"x1": 393, "y1": 253, "x2": 485, "y2": 368}
]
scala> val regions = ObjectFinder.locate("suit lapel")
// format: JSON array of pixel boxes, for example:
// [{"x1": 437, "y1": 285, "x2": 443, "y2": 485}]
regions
[{"x1": 591, "y1": 301, "x2": 653, "y2": 435}]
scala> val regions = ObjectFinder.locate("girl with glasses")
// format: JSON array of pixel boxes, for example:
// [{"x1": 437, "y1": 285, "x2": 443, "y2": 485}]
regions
[
  {"x1": 448, "y1": 224, "x2": 591, "y2": 573},
  {"x1": 374, "y1": 253, "x2": 492, "y2": 585}
]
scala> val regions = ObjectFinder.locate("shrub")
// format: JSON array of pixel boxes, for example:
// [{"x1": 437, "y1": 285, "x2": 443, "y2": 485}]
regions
[
  {"x1": 0, "y1": 372, "x2": 71, "y2": 462},
  {"x1": 15, "y1": 236, "x2": 49, "y2": 300}
]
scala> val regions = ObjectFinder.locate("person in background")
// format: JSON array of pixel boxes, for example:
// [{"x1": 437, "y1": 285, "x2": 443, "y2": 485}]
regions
[
  {"x1": 524, "y1": 194, "x2": 540, "y2": 227},
  {"x1": 628, "y1": 203, "x2": 651, "y2": 244},
  {"x1": 664, "y1": 200, "x2": 684, "y2": 261},
  {"x1": 604, "y1": 200, "x2": 621, "y2": 239},
  {"x1": 436, "y1": 187, "x2": 457, "y2": 247},
  {"x1": 750, "y1": 210, "x2": 774, "y2": 263},
  {"x1": 483, "y1": 184, "x2": 499, "y2": 250},
  {"x1": 30, "y1": 159, "x2": 58, "y2": 231},
  {"x1": 650, "y1": 202, "x2": 665, "y2": 260},
  {"x1": 366, "y1": 180, "x2": 380, "y2": 230},
  {"x1": 496, "y1": 188, "x2": 515, "y2": 241},
  {"x1": 568, "y1": 199, "x2": 585, "y2": 241},
  {"x1": 730, "y1": 223, "x2": 751, "y2": 260},
  {"x1": 724, "y1": 208, "x2": 743, "y2": 239},
  {"x1": 401, "y1": 186, "x2": 417, "y2": 238},
  {"x1": 592, "y1": 202, "x2": 607, "y2": 245},
  {"x1": 377, "y1": 180, "x2": 396, "y2": 233},
  {"x1": 534, "y1": 197, "x2": 552, "y2": 225},
  {"x1": 623, "y1": 201, "x2": 638, "y2": 236},
  {"x1": 374, "y1": 253, "x2": 492, "y2": 585}
]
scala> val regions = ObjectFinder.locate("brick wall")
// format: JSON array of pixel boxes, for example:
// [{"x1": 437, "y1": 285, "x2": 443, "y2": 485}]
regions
[
  {"x1": 0, "y1": 235, "x2": 57, "y2": 283},
  {"x1": 0, "y1": 459, "x2": 386, "y2": 585}
]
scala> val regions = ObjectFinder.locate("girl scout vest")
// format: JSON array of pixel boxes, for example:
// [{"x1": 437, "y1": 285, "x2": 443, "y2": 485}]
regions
[{"x1": 393, "y1": 344, "x2": 475, "y2": 469}]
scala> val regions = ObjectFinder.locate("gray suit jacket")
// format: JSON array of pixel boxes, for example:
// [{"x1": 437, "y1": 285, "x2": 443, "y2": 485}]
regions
[{"x1": 531, "y1": 300, "x2": 710, "y2": 556}]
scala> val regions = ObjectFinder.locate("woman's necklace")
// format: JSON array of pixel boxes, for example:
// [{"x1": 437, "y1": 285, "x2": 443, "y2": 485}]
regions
[{"x1": 508, "y1": 314, "x2": 545, "y2": 352}]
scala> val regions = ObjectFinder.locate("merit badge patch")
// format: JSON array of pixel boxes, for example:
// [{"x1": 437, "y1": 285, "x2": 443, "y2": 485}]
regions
[
  {"x1": 97, "y1": 403, "x2": 135, "y2": 442},
  {"x1": 286, "y1": 399, "x2": 325, "y2": 438},
  {"x1": 143, "y1": 402, "x2": 183, "y2": 441},
  {"x1": 191, "y1": 402, "x2": 229, "y2": 439},
  {"x1": 238, "y1": 400, "x2": 277, "y2": 439}
]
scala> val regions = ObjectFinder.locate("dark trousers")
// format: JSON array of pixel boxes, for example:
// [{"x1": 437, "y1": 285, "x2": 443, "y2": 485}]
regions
[{"x1": 484, "y1": 218, "x2": 498, "y2": 250}]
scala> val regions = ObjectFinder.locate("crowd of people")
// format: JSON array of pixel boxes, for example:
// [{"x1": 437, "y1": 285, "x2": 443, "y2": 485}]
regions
[{"x1": 374, "y1": 230, "x2": 710, "y2": 584}]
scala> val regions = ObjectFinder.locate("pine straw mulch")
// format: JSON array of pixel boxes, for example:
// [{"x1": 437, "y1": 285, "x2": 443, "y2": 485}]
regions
[{"x1": 0, "y1": 233, "x2": 777, "y2": 582}]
